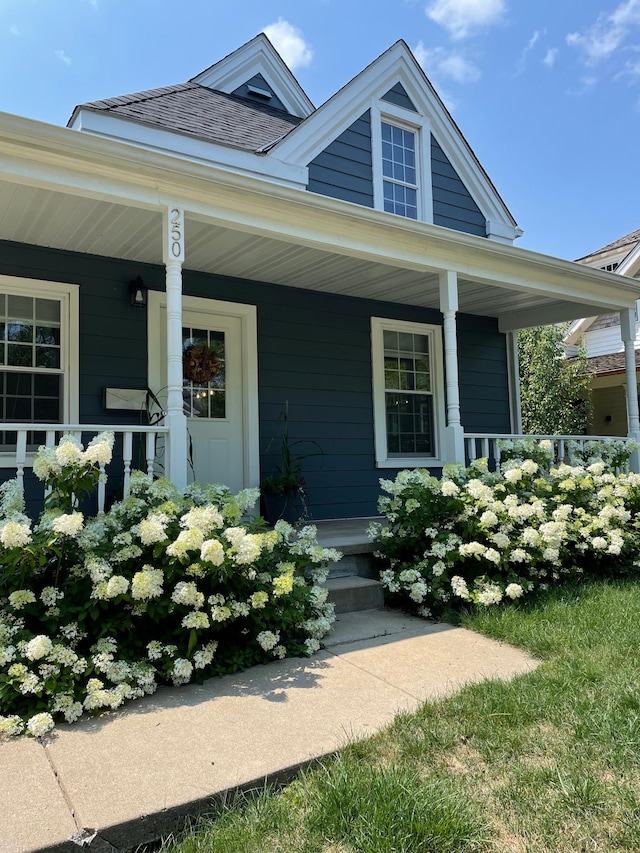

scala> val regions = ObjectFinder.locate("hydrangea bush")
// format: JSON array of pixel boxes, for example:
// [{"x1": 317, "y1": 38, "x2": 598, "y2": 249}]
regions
[
  {"x1": 0, "y1": 433, "x2": 338, "y2": 738},
  {"x1": 370, "y1": 441, "x2": 640, "y2": 618}
]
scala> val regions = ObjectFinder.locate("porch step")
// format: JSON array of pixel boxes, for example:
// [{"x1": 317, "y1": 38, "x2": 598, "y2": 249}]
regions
[
  {"x1": 324, "y1": 576, "x2": 385, "y2": 614},
  {"x1": 315, "y1": 516, "x2": 381, "y2": 580}
]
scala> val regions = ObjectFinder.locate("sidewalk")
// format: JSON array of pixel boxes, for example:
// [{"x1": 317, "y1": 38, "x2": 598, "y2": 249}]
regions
[{"x1": 2, "y1": 610, "x2": 538, "y2": 853}]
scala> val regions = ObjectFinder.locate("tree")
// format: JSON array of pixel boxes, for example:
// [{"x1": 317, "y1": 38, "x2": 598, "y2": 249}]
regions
[{"x1": 518, "y1": 324, "x2": 593, "y2": 435}]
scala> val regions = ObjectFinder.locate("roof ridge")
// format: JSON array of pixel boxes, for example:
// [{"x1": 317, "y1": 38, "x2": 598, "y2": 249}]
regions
[
  {"x1": 79, "y1": 81, "x2": 199, "y2": 112},
  {"x1": 577, "y1": 227, "x2": 640, "y2": 260}
]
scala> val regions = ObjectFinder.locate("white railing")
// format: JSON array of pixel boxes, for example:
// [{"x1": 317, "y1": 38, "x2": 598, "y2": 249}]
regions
[
  {"x1": 464, "y1": 433, "x2": 633, "y2": 470},
  {"x1": 0, "y1": 423, "x2": 168, "y2": 513}
]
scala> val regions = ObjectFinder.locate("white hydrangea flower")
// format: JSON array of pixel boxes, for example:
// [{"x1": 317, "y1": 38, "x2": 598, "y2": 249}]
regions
[
  {"x1": 193, "y1": 642, "x2": 218, "y2": 669},
  {"x1": 480, "y1": 510, "x2": 498, "y2": 527},
  {"x1": 505, "y1": 583, "x2": 524, "y2": 599},
  {"x1": 52, "y1": 512, "x2": 84, "y2": 538},
  {"x1": 182, "y1": 611, "x2": 210, "y2": 629},
  {"x1": 82, "y1": 432, "x2": 114, "y2": 466},
  {"x1": 171, "y1": 658, "x2": 193, "y2": 686},
  {"x1": 180, "y1": 505, "x2": 224, "y2": 534},
  {"x1": 171, "y1": 581, "x2": 204, "y2": 609},
  {"x1": 8, "y1": 590, "x2": 36, "y2": 610},
  {"x1": 200, "y1": 538, "x2": 225, "y2": 566},
  {"x1": 26, "y1": 712, "x2": 55, "y2": 738},
  {"x1": 504, "y1": 467, "x2": 523, "y2": 484},
  {"x1": 166, "y1": 528, "x2": 204, "y2": 557},
  {"x1": 304, "y1": 638, "x2": 321, "y2": 655},
  {"x1": 451, "y1": 576, "x2": 470, "y2": 600},
  {"x1": 0, "y1": 715, "x2": 24, "y2": 736},
  {"x1": 484, "y1": 548, "x2": 501, "y2": 565},
  {"x1": 24, "y1": 635, "x2": 53, "y2": 661},
  {"x1": 521, "y1": 459, "x2": 539, "y2": 475},
  {"x1": 477, "y1": 585, "x2": 503, "y2": 606},
  {"x1": 138, "y1": 513, "x2": 170, "y2": 545},
  {"x1": 0, "y1": 520, "x2": 32, "y2": 549},
  {"x1": 257, "y1": 630, "x2": 279, "y2": 651},
  {"x1": 105, "y1": 575, "x2": 130, "y2": 598},
  {"x1": 441, "y1": 480, "x2": 460, "y2": 496},
  {"x1": 131, "y1": 566, "x2": 164, "y2": 600}
]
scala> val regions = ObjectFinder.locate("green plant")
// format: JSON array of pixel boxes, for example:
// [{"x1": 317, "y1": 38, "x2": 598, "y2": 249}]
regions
[{"x1": 261, "y1": 403, "x2": 322, "y2": 497}]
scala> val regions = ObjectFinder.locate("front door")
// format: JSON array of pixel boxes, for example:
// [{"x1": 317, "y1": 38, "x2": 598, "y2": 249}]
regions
[{"x1": 148, "y1": 293, "x2": 259, "y2": 493}]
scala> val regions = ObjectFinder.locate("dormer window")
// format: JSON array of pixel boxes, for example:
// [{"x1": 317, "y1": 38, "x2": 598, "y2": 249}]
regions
[{"x1": 381, "y1": 122, "x2": 418, "y2": 219}]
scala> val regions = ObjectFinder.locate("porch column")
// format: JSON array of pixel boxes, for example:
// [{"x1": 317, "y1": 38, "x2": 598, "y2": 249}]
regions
[
  {"x1": 439, "y1": 270, "x2": 465, "y2": 465},
  {"x1": 162, "y1": 205, "x2": 188, "y2": 490},
  {"x1": 621, "y1": 307, "x2": 640, "y2": 472}
]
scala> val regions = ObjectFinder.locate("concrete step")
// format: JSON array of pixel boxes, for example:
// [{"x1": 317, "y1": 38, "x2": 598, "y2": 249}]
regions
[
  {"x1": 327, "y1": 550, "x2": 377, "y2": 579},
  {"x1": 324, "y1": 575, "x2": 385, "y2": 614}
]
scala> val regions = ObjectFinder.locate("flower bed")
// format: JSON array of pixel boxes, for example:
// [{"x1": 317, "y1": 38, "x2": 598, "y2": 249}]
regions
[
  {"x1": 371, "y1": 439, "x2": 640, "y2": 617},
  {"x1": 0, "y1": 433, "x2": 338, "y2": 737}
]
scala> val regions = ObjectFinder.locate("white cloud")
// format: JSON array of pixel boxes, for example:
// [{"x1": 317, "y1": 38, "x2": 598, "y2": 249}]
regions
[
  {"x1": 9, "y1": 25, "x2": 19, "y2": 36},
  {"x1": 413, "y1": 42, "x2": 480, "y2": 83},
  {"x1": 425, "y1": 0, "x2": 506, "y2": 40},
  {"x1": 567, "y1": 0, "x2": 640, "y2": 64},
  {"x1": 55, "y1": 49, "x2": 71, "y2": 65},
  {"x1": 543, "y1": 48, "x2": 559, "y2": 68},
  {"x1": 263, "y1": 19, "x2": 313, "y2": 71},
  {"x1": 516, "y1": 29, "x2": 540, "y2": 74}
]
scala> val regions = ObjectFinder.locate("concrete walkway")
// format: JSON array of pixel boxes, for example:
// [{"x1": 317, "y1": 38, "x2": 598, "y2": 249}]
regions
[{"x1": 1, "y1": 610, "x2": 538, "y2": 853}]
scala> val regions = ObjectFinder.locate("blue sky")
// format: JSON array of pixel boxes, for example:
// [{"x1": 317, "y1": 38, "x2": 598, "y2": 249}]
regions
[{"x1": 1, "y1": 0, "x2": 639, "y2": 261}]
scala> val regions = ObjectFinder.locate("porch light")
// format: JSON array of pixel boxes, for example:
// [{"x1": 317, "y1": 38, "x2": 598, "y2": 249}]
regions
[{"x1": 129, "y1": 276, "x2": 148, "y2": 308}]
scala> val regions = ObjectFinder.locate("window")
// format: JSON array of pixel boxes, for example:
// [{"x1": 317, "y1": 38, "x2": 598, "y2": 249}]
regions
[
  {"x1": 371, "y1": 317, "x2": 445, "y2": 467},
  {"x1": 371, "y1": 100, "x2": 432, "y2": 223},
  {"x1": 381, "y1": 122, "x2": 418, "y2": 219},
  {"x1": 0, "y1": 277, "x2": 78, "y2": 446}
]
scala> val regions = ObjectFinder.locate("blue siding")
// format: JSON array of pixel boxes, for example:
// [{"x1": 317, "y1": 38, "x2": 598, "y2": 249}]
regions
[
  {"x1": 381, "y1": 82, "x2": 417, "y2": 112},
  {"x1": 307, "y1": 111, "x2": 374, "y2": 207},
  {"x1": 0, "y1": 241, "x2": 510, "y2": 519},
  {"x1": 230, "y1": 73, "x2": 288, "y2": 113},
  {"x1": 431, "y1": 135, "x2": 486, "y2": 236}
]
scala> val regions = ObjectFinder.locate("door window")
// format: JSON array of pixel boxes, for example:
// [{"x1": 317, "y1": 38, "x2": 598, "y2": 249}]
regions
[{"x1": 182, "y1": 327, "x2": 226, "y2": 419}]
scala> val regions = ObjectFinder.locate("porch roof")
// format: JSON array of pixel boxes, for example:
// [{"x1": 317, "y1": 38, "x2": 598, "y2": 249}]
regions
[{"x1": 2, "y1": 113, "x2": 640, "y2": 332}]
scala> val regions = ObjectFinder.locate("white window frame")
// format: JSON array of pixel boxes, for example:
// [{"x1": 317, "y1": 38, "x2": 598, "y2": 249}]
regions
[
  {"x1": 0, "y1": 275, "x2": 79, "y2": 434},
  {"x1": 371, "y1": 317, "x2": 446, "y2": 468},
  {"x1": 371, "y1": 100, "x2": 433, "y2": 224}
]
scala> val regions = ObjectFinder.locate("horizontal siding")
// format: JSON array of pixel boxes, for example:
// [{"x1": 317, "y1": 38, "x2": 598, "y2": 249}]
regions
[
  {"x1": 381, "y1": 82, "x2": 417, "y2": 112},
  {"x1": 0, "y1": 241, "x2": 511, "y2": 519},
  {"x1": 431, "y1": 135, "x2": 486, "y2": 237},
  {"x1": 583, "y1": 326, "x2": 624, "y2": 358},
  {"x1": 307, "y1": 111, "x2": 374, "y2": 208},
  {"x1": 230, "y1": 73, "x2": 288, "y2": 113}
]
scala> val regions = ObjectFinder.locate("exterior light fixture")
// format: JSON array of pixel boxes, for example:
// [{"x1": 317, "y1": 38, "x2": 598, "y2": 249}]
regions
[{"x1": 129, "y1": 276, "x2": 148, "y2": 308}]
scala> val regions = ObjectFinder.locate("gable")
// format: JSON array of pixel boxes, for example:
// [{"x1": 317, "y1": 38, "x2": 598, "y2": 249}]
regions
[
  {"x1": 431, "y1": 136, "x2": 485, "y2": 237},
  {"x1": 307, "y1": 111, "x2": 374, "y2": 208},
  {"x1": 269, "y1": 41, "x2": 518, "y2": 242},
  {"x1": 230, "y1": 73, "x2": 288, "y2": 113}
]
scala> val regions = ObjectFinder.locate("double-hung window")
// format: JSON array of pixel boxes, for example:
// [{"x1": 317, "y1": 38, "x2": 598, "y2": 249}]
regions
[
  {"x1": 371, "y1": 317, "x2": 445, "y2": 467},
  {"x1": 0, "y1": 277, "x2": 78, "y2": 448},
  {"x1": 381, "y1": 122, "x2": 418, "y2": 219}
]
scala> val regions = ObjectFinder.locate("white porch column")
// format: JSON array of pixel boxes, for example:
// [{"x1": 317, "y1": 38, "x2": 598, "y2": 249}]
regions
[
  {"x1": 621, "y1": 307, "x2": 640, "y2": 472},
  {"x1": 439, "y1": 270, "x2": 465, "y2": 465},
  {"x1": 162, "y1": 205, "x2": 188, "y2": 490}
]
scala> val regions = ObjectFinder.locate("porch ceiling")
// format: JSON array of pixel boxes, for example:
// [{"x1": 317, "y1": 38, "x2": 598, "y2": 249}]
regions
[{"x1": 1, "y1": 118, "x2": 639, "y2": 333}]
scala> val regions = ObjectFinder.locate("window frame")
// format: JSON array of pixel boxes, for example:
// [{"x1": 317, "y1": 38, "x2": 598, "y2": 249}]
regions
[
  {"x1": 0, "y1": 275, "x2": 79, "y2": 439},
  {"x1": 371, "y1": 100, "x2": 433, "y2": 224},
  {"x1": 371, "y1": 316, "x2": 446, "y2": 468}
]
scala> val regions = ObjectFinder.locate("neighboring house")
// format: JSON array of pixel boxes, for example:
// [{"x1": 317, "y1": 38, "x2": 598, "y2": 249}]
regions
[
  {"x1": 2, "y1": 34, "x2": 640, "y2": 518},
  {"x1": 566, "y1": 229, "x2": 640, "y2": 437}
]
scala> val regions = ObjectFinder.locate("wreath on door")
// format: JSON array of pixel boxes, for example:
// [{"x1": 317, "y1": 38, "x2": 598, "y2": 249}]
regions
[{"x1": 183, "y1": 344, "x2": 219, "y2": 384}]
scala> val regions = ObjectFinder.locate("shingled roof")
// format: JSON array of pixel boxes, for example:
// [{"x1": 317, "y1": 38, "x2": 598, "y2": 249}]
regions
[
  {"x1": 68, "y1": 82, "x2": 303, "y2": 152},
  {"x1": 577, "y1": 228, "x2": 640, "y2": 262}
]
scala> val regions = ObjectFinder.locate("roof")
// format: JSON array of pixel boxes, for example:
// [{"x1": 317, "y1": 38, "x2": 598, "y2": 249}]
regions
[
  {"x1": 577, "y1": 228, "x2": 640, "y2": 262},
  {"x1": 68, "y1": 82, "x2": 302, "y2": 152},
  {"x1": 585, "y1": 350, "x2": 640, "y2": 376}
]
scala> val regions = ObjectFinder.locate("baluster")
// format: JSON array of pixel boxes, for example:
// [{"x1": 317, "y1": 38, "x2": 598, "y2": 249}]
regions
[
  {"x1": 123, "y1": 432, "x2": 133, "y2": 498},
  {"x1": 558, "y1": 439, "x2": 565, "y2": 464},
  {"x1": 97, "y1": 464, "x2": 106, "y2": 514},
  {"x1": 467, "y1": 437, "x2": 477, "y2": 462},
  {"x1": 494, "y1": 442, "x2": 502, "y2": 469},
  {"x1": 15, "y1": 430, "x2": 27, "y2": 493},
  {"x1": 146, "y1": 432, "x2": 157, "y2": 478},
  {"x1": 481, "y1": 438, "x2": 489, "y2": 460}
]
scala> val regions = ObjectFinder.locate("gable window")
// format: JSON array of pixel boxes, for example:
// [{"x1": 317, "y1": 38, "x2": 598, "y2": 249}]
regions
[
  {"x1": 381, "y1": 122, "x2": 418, "y2": 219},
  {"x1": 371, "y1": 317, "x2": 445, "y2": 467},
  {"x1": 371, "y1": 100, "x2": 432, "y2": 223},
  {"x1": 0, "y1": 277, "x2": 78, "y2": 448}
]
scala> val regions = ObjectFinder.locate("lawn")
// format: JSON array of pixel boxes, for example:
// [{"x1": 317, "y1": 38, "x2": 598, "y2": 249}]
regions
[{"x1": 156, "y1": 580, "x2": 640, "y2": 853}]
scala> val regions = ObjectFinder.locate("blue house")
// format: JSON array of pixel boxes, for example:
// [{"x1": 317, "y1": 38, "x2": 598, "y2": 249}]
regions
[{"x1": 1, "y1": 34, "x2": 639, "y2": 519}]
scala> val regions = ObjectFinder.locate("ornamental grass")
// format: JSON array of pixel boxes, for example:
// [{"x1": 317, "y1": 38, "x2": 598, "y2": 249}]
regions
[{"x1": 0, "y1": 433, "x2": 338, "y2": 738}]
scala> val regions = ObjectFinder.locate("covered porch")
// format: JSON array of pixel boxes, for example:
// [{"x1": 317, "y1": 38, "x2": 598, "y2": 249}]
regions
[{"x1": 2, "y1": 114, "x2": 640, "y2": 513}]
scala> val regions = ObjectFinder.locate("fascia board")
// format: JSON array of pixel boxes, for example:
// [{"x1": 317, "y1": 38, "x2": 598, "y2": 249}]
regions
[
  {"x1": 73, "y1": 109, "x2": 308, "y2": 189},
  {"x1": 564, "y1": 316, "x2": 598, "y2": 344},
  {"x1": 499, "y1": 303, "x2": 617, "y2": 333},
  {"x1": 1, "y1": 113, "x2": 639, "y2": 316},
  {"x1": 270, "y1": 42, "x2": 516, "y2": 231},
  {"x1": 618, "y1": 242, "x2": 640, "y2": 278},
  {"x1": 191, "y1": 34, "x2": 314, "y2": 118}
]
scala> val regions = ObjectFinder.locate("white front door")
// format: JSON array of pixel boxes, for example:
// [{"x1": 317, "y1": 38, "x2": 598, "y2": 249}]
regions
[{"x1": 148, "y1": 293, "x2": 259, "y2": 493}]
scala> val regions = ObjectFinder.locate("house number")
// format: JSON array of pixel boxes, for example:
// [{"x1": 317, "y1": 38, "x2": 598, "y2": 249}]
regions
[{"x1": 170, "y1": 208, "x2": 183, "y2": 258}]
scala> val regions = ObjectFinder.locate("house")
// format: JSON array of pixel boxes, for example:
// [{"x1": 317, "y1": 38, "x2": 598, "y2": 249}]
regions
[
  {"x1": 2, "y1": 34, "x2": 640, "y2": 519},
  {"x1": 566, "y1": 229, "x2": 640, "y2": 437}
]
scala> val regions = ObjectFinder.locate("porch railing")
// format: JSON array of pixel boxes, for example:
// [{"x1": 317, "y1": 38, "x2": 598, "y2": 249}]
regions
[
  {"x1": 464, "y1": 433, "x2": 633, "y2": 470},
  {"x1": 0, "y1": 424, "x2": 168, "y2": 513}
]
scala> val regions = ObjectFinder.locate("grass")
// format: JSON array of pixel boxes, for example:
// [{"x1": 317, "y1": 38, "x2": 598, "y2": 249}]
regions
[{"x1": 157, "y1": 580, "x2": 640, "y2": 853}]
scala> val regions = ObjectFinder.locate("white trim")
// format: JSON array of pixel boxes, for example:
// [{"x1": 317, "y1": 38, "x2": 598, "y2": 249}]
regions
[
  {"x1": 270, "y1": 41, "x2": 515, "y2": 232},
  {"x1": 147, "y1": 292, "x2": 260, "y2": 489},
  {"x1": 0, "y1": 275, "x2": 79, "y2": 424},
  {"x1": 371, "y1": 100, "x2": 432, "y2": 223},
  {"x1": 618, "y1": 241, "x2": 640, "y2": 278},
  {"x1": 371, "y1": 316, "x2": 446, "y2": 468},
  {"x1": 72, "y1": 110, "x2": 308, "y2": 190},
  {"x1": 190, "y1": 34, "x2": 314, "y2": 118},
  {"x1": 506, "y1": 331, "x2": 522, "y2": 433}
]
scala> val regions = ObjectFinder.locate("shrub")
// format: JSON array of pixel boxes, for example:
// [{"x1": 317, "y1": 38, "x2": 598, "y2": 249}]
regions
[
  {"x1": 0, "y1": 433, "x2": 338, "y2": 737},
  {"x1": 371, "y1": 451, "x2": 640, "y2": 618}
]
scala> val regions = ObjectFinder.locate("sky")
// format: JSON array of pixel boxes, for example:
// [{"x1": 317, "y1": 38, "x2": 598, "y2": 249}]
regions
[{"x1": 1, "y1": 0, "x2": 639, "y2": 262}]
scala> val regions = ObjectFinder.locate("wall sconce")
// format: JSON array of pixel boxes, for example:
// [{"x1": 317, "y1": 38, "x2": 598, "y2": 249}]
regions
[{"x1": 129, "y1": 276, "x2": 148, "y2": 308}]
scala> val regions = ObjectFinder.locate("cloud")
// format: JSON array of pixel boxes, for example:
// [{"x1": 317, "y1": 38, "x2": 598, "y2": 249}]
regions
[
  {"x1": 425, "y1": 0, "x2": 506, "y2": 40},
  {"x1": 9, "y1": 25, "x2": 19, "y2": 36},
  {"x1": 567, "y1": 0, "x2": 640, "y2": 64},
  {"x1": 263, "y1": 19, "x2": 313, "y2": 71},
  {"x1": 55, "y1": 49, "x2": 71, "y2": 65},
  {"x1": 516, "y1": 29, "x2": 541, "y2": 74},
  {"x1": 413, "y1": 42, "x2": 480, "y2": 83},
  {"x1": 543, "y1": 48, "x2": 559, "y2": 68}
]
